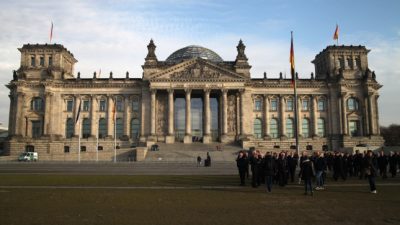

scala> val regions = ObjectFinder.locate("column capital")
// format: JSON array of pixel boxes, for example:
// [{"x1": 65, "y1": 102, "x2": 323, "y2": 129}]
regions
[
  {"x1": 263, "y1": 94, "x2": 269, "y2": 99},
  {"x1": 238, "y1": 89, "x2": 245, "y2": 95},
  {"x1": 150, "y1": 89, "x2": 157, "y2": 95},
  {"x1": 204, "y1": 88, "x2": 211, "y2": 94},
  {"x1": 184, "y1": 88, "x2": 192, "y2": 94},
  {"x1": 167, "y1": 88, "x2": 174, "y2": 94},
  {"x1": 221, "y1": 89, "x2": 228, "y2": 94}
]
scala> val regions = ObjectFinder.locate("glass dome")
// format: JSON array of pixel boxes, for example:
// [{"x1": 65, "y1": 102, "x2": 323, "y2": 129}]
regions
[{"x1": 166, "y1": 45, "x2": 223, "y2": 63}]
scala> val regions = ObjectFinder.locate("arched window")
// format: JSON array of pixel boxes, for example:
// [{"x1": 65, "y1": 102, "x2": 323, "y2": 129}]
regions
[
  {"x1": 286, "y1": 118, "x2": 294, "y2": 138},
  {"x1": 65, "y1": 118, "x2": 74, "y2": 138},
  {"x1": 270, "y1": 118, "x2": 279, "y2": 138},
  {"x1": 82, "y1": 118, "x2": 91, "y2": 138},
  {"x1": 31, "y1": 97, "x2": 43, "y2": 111},
  {"x1": 131, "y1": 119, "x2": 140, "y2": 139},
  {"x1": 347, "y1": 97, "x2": 359, "y2": 111},
  {"x1": 116, "y1": 118, "x2": 124, "y2": 138},
  {"x1": 253, "y1": 118, "x2": 262, "y2": 139},
  {"x1": 98, "y1": 118, "x2": 107, "y2": 138},
  {"x1": 317, "y1": 118, "x2": 325, "y2": 137},
  {"x1": 302, "y1": 118, "x2": 310, "y2": 138}
]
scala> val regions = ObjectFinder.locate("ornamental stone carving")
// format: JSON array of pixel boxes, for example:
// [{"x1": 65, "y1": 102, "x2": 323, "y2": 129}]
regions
[
  {"x1": 156, "y1": 94, "x2": 168, "y2": 135},
  {"x1": 170, "y1": 63, "x2": 221, "y2": 79},
  {"x1": 227, "y1": 94, "x2": 237, "y2": 134}
]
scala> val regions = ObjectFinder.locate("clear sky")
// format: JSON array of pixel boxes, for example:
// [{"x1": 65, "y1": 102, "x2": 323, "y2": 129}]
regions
[{"x1": 0, "y1": 0, "x2": 399, "y2": 128}]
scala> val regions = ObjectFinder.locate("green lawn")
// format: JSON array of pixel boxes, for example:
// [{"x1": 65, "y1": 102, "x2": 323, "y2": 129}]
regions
[{"x1": 0, "y1": 175, "x2": 399, "y2": 225}]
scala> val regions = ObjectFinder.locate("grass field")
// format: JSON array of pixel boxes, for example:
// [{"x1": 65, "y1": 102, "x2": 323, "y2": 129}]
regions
[{"x1": 0, "y1": 175, "x2": 399, "y2": 225}]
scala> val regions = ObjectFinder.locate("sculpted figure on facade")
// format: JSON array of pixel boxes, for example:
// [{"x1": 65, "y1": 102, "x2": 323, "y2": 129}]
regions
[
  {"x1": 156, "y1": 94, "x2": 168, "y2": 135},
  {"x1": 227, "y1": 94, "x2": 237, "y2": 134}
]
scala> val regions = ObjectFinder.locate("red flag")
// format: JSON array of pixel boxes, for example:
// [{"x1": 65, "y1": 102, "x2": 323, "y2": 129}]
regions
[
  {"x1": 290, "y1": 32, "x2": 295, "y2": 87},
  {"x1": 333, "y1": 24, "x2": 339, "y2": 41},
  {"x1": 49, "y1": 22, "x2": 53, "y2": 43}
]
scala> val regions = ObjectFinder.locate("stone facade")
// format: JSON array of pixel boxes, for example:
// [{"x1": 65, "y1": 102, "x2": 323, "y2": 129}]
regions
[{"x1": 4, "y1": 41, "x2": 384, "y2": 161}]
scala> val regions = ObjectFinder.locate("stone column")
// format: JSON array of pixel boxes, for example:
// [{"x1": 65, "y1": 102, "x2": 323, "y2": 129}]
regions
[
  {"x1": 184, "y1": 88, "x2": 192, "y2": 143},
  {"x1": 375, "y1": 95, "x2": 380, "y2": 135},
  {"x1": 341, "y1": 94, "x2": 348, "y2": 135},
  {"x1": 279, "y1": 95, "x2": 286, "y2": 137},
  {"x1": 8, "y1": 94, "x2": 15, "y2": 136},
  {"x1": 221, "y1": 89, "x2": 229, "y2": 142},
  {"x1": 17, "y1": 93, "x2": 26, "y2": 136},
  {"x1": 123, "y1": 95, "x2": 131, "y2": 138},
  {"x1": 239, "y1": 89, "x2": 246, "y2": 138},
  {"x1": 166, "y1": 89, "x2": 175, "y2": 143},
  {"x1": 368, "y1": 93, "x2": 377, "y2": 135},
  {"x1": 150, "y1": 89, "x2": 157, "y2": 137},
  {"x1": 311, "y1": 95, "x2": 318, "y2": 137},
  {"x1": 74, "y1": 95, "x2": 81, "y2": 137},
  {"x1": 297, "y1": 97, "x2": 302, "y2": 137},
  {"x1": 43, "y1": 92, "x2": 52, "y2": 136},
  {"x1": 365, "y1": 95, "x2": 371, "y2": 136},
  {"x1": 90, "y1": 95, "x2": 97, "y2": 138},
  {"x1": 203, "y1": 89, "x2": 211, "y2": 143},
  {"x1": 263, "y1": 94, "x2": 270, "y2": 139},
  {"x1": 107, "y1": 95, "x2": 114, "y2": 137}
]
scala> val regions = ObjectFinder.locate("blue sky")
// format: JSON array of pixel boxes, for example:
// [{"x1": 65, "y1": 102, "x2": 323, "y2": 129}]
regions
[{"x1": 0, "y1": 0, "x2": 399, "y2": 127}]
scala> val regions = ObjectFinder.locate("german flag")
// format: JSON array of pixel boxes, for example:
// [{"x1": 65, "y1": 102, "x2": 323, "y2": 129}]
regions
[
  {"x1": 290, "y1": 32, "x2": 295, "y2": 87},
  {"x1": 333, "y1": 24, "x2": 339, "y2": 41}
]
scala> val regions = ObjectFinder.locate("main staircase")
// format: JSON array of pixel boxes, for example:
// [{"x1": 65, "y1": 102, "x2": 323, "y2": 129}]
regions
[{"x1": 144, "y1": 142, "x2": 242, "y2": 162}]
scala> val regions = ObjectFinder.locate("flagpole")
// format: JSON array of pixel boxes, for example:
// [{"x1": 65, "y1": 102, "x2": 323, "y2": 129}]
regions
[
  {"x1": 96, "y1": 129, "x2": 99, "y2": 162},
  {"x1": 78, "y1": 119, "x2": 81, "y2": 163},
  {"x1": 290, "y1": 31, "x2": 300, "y2": 164},
  {"x1": 114, "y1": 112, "x2": 117, "y2": 163}
]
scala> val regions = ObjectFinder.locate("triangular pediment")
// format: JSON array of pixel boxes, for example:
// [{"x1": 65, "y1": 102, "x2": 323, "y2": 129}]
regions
[{"x1": 149, "y1": 58, "x2": 248, "y2": 82}]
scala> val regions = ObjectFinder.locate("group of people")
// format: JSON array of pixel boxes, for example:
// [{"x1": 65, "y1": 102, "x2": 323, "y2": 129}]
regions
[{"x1": 236, "y1": 149, "x2": 400, "y2": 195}]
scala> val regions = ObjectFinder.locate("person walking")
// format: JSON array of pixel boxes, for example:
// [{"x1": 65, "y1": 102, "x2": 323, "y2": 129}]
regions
[
  {"x1": 365, "y1": 150, "x2": 378, "y2": 194},
  {"x1": 389, "y1": 151, "x2": 397, "y2": 178},
  {"x1": 299, "y1": 152, "x2": 315, "y2": 196},
  {"x1": 377, "y1": 151, "x2": 388, "y2": 179},
  {"x1": 236, "y1": 151, "x2": 248, "y2": 186},
  {"x1": 263, "y1": 152, "x2": 276, "y2": 192}
]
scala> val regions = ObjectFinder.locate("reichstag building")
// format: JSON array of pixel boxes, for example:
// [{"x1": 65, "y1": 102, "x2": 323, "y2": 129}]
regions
[{"x1": 4, "y1": 40, "x2": 384, "y2": 160}]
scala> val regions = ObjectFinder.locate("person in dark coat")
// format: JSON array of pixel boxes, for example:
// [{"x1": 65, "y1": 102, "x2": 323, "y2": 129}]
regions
[
  {"x1": 377, "y1": 151, "x2": 388, "y2": 179},
  {"x1": 365, "y1": 150, "x2": 377, "y2": 193},
  {"x1": 314, "y1": 152, "x2": 327, "y2": 190},
  {"x1": 389, "y1": 151, "x2": 397, "y2": 178},
  {"x1": 333, "y1": 152, "x2": 346, "y2": 181},
  {"x1": 299, "y1": 152, "x2": 315, "y2": 196},
  {"x1": 236, "y1": 151, "x2": 248, "y2": 186},
  {"x1": 263, "y1": 152, "x2": 276, "y2": 192},
  {"x1": 249, "y1": 150, "x2": 262, "y2": 188},
  {"x1": 287, "y1": 152, "x2": 298, "y2": 183},
  {"x1": 277, "y1": 152, "x2": 288, "y2": 187}
]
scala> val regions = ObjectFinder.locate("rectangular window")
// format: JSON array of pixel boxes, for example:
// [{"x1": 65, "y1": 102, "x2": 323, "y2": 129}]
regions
[
  {"x1": 64, "y1": 146, "x2": 70, "y2": 153},
  {"x1": 48, "y1": 56, "x2": 53, "y2": 66},
  {"x1": 67, "y1": 100, "x2": 73, "y2": 112},
  {"x1": 39, "y1": 56, "x2": 44, "y2": 66},
  {"x1": 30, "y1": 56, "x2": 36, "y2": 67},
  {"x1": 83, "y1": 100, "x2": 90, "y2": 111},
  {"x1": 302, "y1": 99, "x2": 309, "y2": 111},
  {"x1": 80, "y1": 146, "x2": 86, "y2": 152},
  {"x1": 254, "y1": 99, "x2": 262, "y2": 111},
  {"x1": 287, "y1": 99, "x2": 293, "y2": 111},
  {"x1": 349, "y1": 121, "x2": 359, "y2": 137},
  {"x1": 99, "y1": 100, "x2": 106, "y2": 112},
  {"x1": 117, "y1": 99, "x2": 123, "y2": 112},
  {"x1": 271, "y1": 99, "x2": 277, "y2": 111},
  {"x1": 132, "y1": 101, "x2": 139, "y2": 112},
  {"x1": 318, "y1": 99, "x2": 325, "y2": 111},
  {"x1": 98, "y1": 146, "x2": 103, "y2": 151},
  {"x1": 31, "y1": 120, "x2": 41, "y2": 138}
]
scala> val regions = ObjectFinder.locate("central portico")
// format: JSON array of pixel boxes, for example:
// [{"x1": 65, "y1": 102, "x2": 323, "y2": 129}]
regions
[{"x1": 144, "y1": 43, "x2": 250, "y2": 144}]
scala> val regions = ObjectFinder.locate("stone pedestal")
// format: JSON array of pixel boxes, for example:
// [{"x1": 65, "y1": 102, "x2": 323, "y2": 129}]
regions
[
  {"x1": 220, "y1": 134, "x2": 230, "y2": 143},
  {"x1": 184, "y1": 135, "x2": 192, "y2": 144},
  {"x1": 165, "y1": 135, "x2": 175, "y2": 144},
  {"x1": 202, "y1": 135, "x2": 211, "y2": 144}
]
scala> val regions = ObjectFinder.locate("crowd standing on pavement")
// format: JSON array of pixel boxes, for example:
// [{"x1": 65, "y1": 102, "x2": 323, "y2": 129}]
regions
[{"x1": 236, "y1": 149, "x2": 400, "y2": 195}]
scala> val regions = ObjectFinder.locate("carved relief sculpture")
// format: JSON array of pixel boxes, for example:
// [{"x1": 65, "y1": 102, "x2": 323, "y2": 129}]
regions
[
  {"x1": 227, "y1": 94, "x2": 237, "y2": 134},
  {"x1": 156, "y1": 94, "x2": 168, "y2": 135}
]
